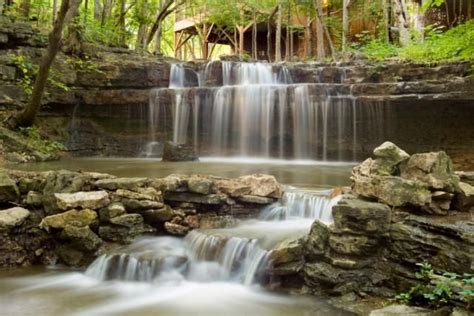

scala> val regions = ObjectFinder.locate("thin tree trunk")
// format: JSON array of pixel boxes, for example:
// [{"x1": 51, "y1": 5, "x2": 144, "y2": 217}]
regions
[
  {"x1": 252, "y1": 11, "x2": 257, "y2": 59},
  {"x1": 53, "y1": 0, "x2": 58, "y2": 23},
  {"x1": 394, "y1": 0, "x2": 410, "y2": 46},
  {"x1": 275, "y1": 2, "x2": 282, "y2": 62},
  {"x1": 413, "y1": 0, "x2": 424, "y2": 42},
  {"x1": 342, "y1": 0, "x2": 349, "y2": 51},
  {"x1": 383, "y1": 0, "x2": 390, "y2": 43},
  {"x1": 267, "y1": 5, "x2": 278, "y2": 62},
  {"x1": 118, "y1": 0, "x2": 126, "y2": 46},
  {"x1": 94, "y1": 0, "x2": 101, "y2": 21},
  {"x1": 12, "y1": 0, "x2": 82, "y2": 128},
  {"x1": 468, "y1": 0, "x2": 472, "y2": 19},
  {"x1": 306, "y1": 18, "x2": 313, "y2": 58},
  {"x1": 285, "y1": 3, "x2": 290, "y2": 60},
  {"x1": 315, "y1": 0, "x2": 335, "y2": 57},
  {"x1": 135, "y1": 0, "x2": 149, "y2": 51}
]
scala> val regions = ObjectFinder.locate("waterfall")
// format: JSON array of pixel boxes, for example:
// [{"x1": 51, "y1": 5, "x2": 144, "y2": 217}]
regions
[{"x1": 146, "y1": 61, "x2": 388, "y2": 161}]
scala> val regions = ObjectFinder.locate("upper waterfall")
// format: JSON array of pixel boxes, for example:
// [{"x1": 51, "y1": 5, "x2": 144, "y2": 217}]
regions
[{"x1": 147, "y1": 61, "x2": 388, "y2": 161}]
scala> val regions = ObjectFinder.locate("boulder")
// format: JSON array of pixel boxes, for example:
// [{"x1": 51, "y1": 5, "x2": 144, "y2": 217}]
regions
[
  {"x1": 238, "y1": 174, "x2": 283, "y2": 198},
  {"x1": 140, "y1": 207, "x2": 174, "y2": 223},
  {"x1": 162, "y1": 142, "x2": 198, "y2": 162},
  {"x1": 121, "y1": 198, "x2": 164, "y2": 211},
  {"x1": 369, "y1": 304, "x2": 431, "y2": 316},
  {"x1": 94, "y1": 177, "x2": 148, "y2": 190},
  {"x1": 98, "y1": 224, "x2": 154, "y2": 243},
  {"x1": 188, "y1": 176, "x2": 215, "y2": 194},
  {"x1": 99, "y1": 202, "x2": 126, "y2": 222},
  {"x1": 56, "y1": 245, "x2": 86, "y2": 266},
  {"x1": 215, "y1": 179, "x2": 251, "y2": 197},
  {"x1": 114, "y1": 188, "x2": 159, "y2": 201},
  {"x1": 270, "y1": 237, "x2": 304, "y2": 266},
  {"x1": 305, "y1": 220, "x2": 330, "y2": 259},
  {"x1": 454, "y1": 182, "x2": 474, "y2": 211},
  {"x1": 332, "y1": 198, "x2": 391, "y2": 235},
  {"x1": 25, "y1": 191, "x2": 43, "y2": 206},
  {"x1": 372, "y1": 141, "x2": 410, "y2": 175},
  {"x1": 164, "y1": 222, "x2": 189, "y2": 235},
  {"x1": 60, "y1": 225, "x2": 102, "y2": 252},
  {"x1": 40, "y1": 209, "x2": 98, "y2": 231},
  {"x1": 0, "y1": 207, "x2": 30, "y2": 231},
  {"x1": 374, "y1": 176, "x2": 432, "y2": 207},
  {"x1": 328, "y1": 234, "x2": 379, "y2": 256},
  {"x1": 55, "y1": 191, "x2": 110, "y2": 210},
  {"x1": 150, "y1": 174, "x2": 188, "y2": 192},
  {"x1": 0, "y1": 170, "x2": 19, "y2": 202},
  {"x1": 400, "y1": 151, "x2": 460, "y2": 192}
]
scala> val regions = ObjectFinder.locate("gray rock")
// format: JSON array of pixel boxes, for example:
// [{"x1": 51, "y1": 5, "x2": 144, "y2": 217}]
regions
[
  {"x1": 55, "y1": 191, "x2": 110, "y2": 210},
  {"x1": 188, "y1": 176, "x2": 215, "y2": 194},
  {"x1": 454, "y1": 182, "x2": 474, "y2": 211},
  {"x1": 150, "y1": 174, "x2": 188, "y2": 192},
  {"x1": 238, "y1": 174, "x2": 283, "y2": 198},
  {"x1": 60, "y1": 225, "x2": 102, "y2": 252},
  {"x1": 215, "y1": 178, "x2": 251, "y2": 197},
  {"x1": 372, "y1": 141, "x2": 410, "y2": 175},
  {"x1": 164, "y1": 192, "x2": 225, "y2": 205},
  {"x1": 114, "y1": 188, "x2": 159, "y2": 201},
  {"x1": 162, "y1": 142, "x2": 198, "y2": 162},
  {"x1": 99, "y1": 202, "x2": 126, "y2": 222},
  {"x1": 305, "y1": 220, "x2": 330, "y2": 259},
  {"x1": 374, "y1": 176, "x2": 432, "y2": 207},
  {"x1": 164, "y1": 222, "x2": 189, "y2": 235},
  {"x1": 270, "y1": 237, "x2": 304, "y2": 266},
  {"x1": 140, "y1": 207, "x2": 174, "y2": 223},
  {"x1": 110, "y1": 214, "x2": 144, "y2": 228},
  {"x1": 238, "y1": 195, "x2": 275, "y2": 204},
  {"x1": 94, "y1": 177, "x2": 148, "y2": 190},
  {"x1": 25, "y1": 191, "x2": 43, "y2": 206},
  {"x1": 329, "y1": 234, "x2": 379, "y2": 256},
  {"x1": 121, "y1": 198, "x2": 164, "y2": 211},
  {"x1": 400, "y1": 151, "x2": 460, "y2": 192},
  {"x1": 40, "y1": 209, "x2": 98, "y2": 231},
  {"x1": 0, "y1": 207, "x2": 30, "y2": 230},
  {"x1": 332, "y1": 198, "x2": 391, "y2": 235}
]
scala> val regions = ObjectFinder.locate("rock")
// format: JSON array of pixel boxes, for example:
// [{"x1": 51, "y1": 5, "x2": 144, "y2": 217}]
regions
[
  {"x1": 162, "y1": 142, "x2": 198, "y2": 162},
  {"x1": 56, "y1": 245, "x2": 86, "y2": 266},
  {"x1": 55, "y1": 191, "x2": 110, "y2": 210},
  {"x1": 305, "y1": 220, "x2": 330, "y2": 259},
  {"x1": 238, "y1": 195, "x2": 275, "y2": 204},
  {"x1": 121, "y1": 198, "x2": 164, "y2": 211},
  {"x1": 60, "y1": 225, "x2": 102, "y2": 252},
  {"x1": 329, "y1": 234, "x2": 379, "y2": 256},
  {"x1": 454, "y1": 182, "x2": 474, "y2": 211},
  {"x1": 140, "y1": 207, "x2": 174, "y2": 223},
  {"x1": 0, "y1": 207, "x2": 30, "y2": 231},
  {"x1": 110, "y1": 214, "x2": 144, "y2": 228},
  {"x1": 99, "y1": 202, "x2": 126, "y2": 222},
  {"x1": 94, "y1": 177, "x2": 148, "y2": 190},
  {"x1": 199, "y1": 215, "x2": 238, "y2": 229},
  {"x1": 372, "y1": 142, "x2": 410, "y2": 175},
  {"x1": 26, "y1": 191, "x2": 43, "y2": 206},
  {"x1": 183, "y1": 215, "x2": 199, "y2": 228},
  {"x1": 0, "y1": 170, "x2": 19, "y2": 202},
  {"x1": 270, "y1": 237, "x2": 304, "y2": 266},
  {"x1": 456, "y1": 171, "x2": 474, "y2": 186},
  {"x1": 332, "y1": 198, "x2": 391, "y2": 235},
  {"x1": 114, "y1": 188, "x2": 159, "y2": 201},
  {"x1": 164, "y1": 222, "x2": 189, "y2": 235},
  {"x1": 369, "y1": 304, "x2": 432, "y2": 316},
  {"x1": 188, "y1": 176, "x2": 215, "y2": 194},
  {"x1": 150, "y1": 174, "x2": 188, "y2": 192},
  {"x1": 164, "y1": 192, "x2": 225, "y2": 204},
  {"x1": 42, "y1": 171, "x2": 90, "y2": 213},
  {"x1": 237, "y1": 174, "x2": 283, "y2": 198},
  {"x1": 374, "y1": 176, "x2": 432, "y2": 207},
  {"x1": 98, "y1": 224, "x2": 154, "y2": 243},
  {"x1": 400, "y1": 151, "x2": 460, "y2": 192},
  {"x1": 40, "y1": 209, "x2": 98, "y2": 231},
  {"x1": 215, "y1": 179, "x2": 251, "y2": 197}
]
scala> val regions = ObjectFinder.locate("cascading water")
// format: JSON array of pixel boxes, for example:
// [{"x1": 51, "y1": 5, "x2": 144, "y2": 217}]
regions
[{"x1": 146, "y1": 61, "x2": 389, "y2": 161}]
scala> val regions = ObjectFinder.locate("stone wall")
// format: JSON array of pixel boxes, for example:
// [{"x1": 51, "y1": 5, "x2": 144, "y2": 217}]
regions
[{"x1": 0, "y1": 168, "x2": 281, "y2": 267}]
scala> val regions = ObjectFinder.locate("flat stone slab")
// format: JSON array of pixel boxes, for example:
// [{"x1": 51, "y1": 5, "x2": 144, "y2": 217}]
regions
[
  {"x1": 55, "y1": 191, "x2": 110, "y2": 210},
  {"x1": 94, "y1": 177, "x2": 148, "y2": 190},
  {"x1": 0, "y1": 207, "x2": 30, "y2": 230}
]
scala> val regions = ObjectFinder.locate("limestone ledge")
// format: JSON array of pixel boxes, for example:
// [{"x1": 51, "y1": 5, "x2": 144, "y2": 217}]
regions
[{"x1": 0, "y1": 169, "x2": 281, "y2": 267}]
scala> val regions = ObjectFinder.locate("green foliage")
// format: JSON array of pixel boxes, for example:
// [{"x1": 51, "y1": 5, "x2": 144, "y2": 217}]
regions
[
  {"x1": 10, "y1": 54, "x2": 70, "y2": 96},
  {"x1": 18, "y1": 126, "x2": 65, "y2": 155},
  {"x1": 359, "y1": 40, "x2": 399, "y2": 61},
  {"x1": 66, "y1": 55, "x2": 104, "y2": 74},
  {"x1": 394, "y1": 261, "x2": 474, "y2": 310},
  {"x1": 399, "y1": 20, "x2": 474, "y2": 63}
]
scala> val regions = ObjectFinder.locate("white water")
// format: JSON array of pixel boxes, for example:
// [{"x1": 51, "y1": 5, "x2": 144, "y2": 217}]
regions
[{"x1": 146, "y1": 61, "x2": 389, "y2": 160}]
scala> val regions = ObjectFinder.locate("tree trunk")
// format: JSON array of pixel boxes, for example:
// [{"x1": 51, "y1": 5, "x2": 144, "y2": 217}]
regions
[
  {"x1": 413, "y1": 0, "x2": 424, "y2": 42},
  {"x1": 135, "y1": 0, "x2": 149, "y2": 51},
  {"x1": 394, "y1": 0, "x2": 410, "y2": 46},
  {"x1": 342, "y1": 0, "x2": 349, "y2": 51},
  {"x1": 117, "y1": 0, "x2": 126, "y2": 46},
  {"x1": 252, "y1": 11, "x2": 257, "y2": 59},
  {"x1": 285, "y1": 4, "x2": 290, "y2": 61},
  {"x1": 382, "y1": 0, "x2": 390, "y2": 43},
  {"x1": 314, "y1": 0, "x2": 335, "y2": 57},
  {"x1": 275, "y1": 2, "x2": 282, "y2": 62},
  {"x1": 266, "y1": 5, "x2": 278, "y2": 62},
  {"x1": 12, "y1": 0, "x2": 82, "y2": 128},
  {"x1": 306, "y1": 18, "x2": 313, "y2": 58},
  {"x1": 53, "y1": 0, "x2": 58, "y2": 23},
  {"x1": 20, "y1": 0, "x2": 31, "y2": 18},
  {"x1": 468, "y1": 0, "x2": 472, "y2": 20},
  {"x1": 93, "y1": 0, "x2": 101, "y2": 21}
]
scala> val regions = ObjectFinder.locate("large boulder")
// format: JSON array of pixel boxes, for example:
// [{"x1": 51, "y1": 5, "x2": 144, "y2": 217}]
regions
[
  {"x1": 305, "y1": 220, "x2": 330, "y2": 259},
  {"x1": 454, "y1": 182, "x2": 474, "y2": 211},
  {"x1": 373, "y1": 176, "x2": 432, "y2": 207},
  {"x1": 270, "y1": 237, "x2": 304, "y2": 266},
  {"x1": 40, "y1": 209, "x2": 98, "y2": 231},
  {"x1": 55, "y1": 191, "x2": 110, "y2": 210},
  {"x1": 187, "y1": 176, "x2": 215, "y2": 195},
  {"x1": 0, "y1": 207, "x2": 30, "y2": 231},
  {"x1": 162, "y1": 142, "x2": 198, "y2": 162},
  {"x1": 400, "y1": 151, "x2": 460, "y2": 192},
  {"x1": 372, "y1": 141, "x2": 410, "y2": 175}
]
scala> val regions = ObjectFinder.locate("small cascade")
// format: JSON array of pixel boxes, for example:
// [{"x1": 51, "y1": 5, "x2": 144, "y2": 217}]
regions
[
  {"x1": 260, "y1": 189, "x2": 341, "y2": 223},
  {"x1": 146, "y1": 61, "x2": 389, "y2": 161}
]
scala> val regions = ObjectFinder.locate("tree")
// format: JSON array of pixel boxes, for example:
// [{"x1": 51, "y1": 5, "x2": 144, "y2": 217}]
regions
[{"x1": 9, "y1": 0, "x2": 82, "y2": 128}]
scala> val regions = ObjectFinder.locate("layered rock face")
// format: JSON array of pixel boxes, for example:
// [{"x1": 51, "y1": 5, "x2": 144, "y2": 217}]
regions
[
  {"x1": 0, "y1": 169, "x2": 281, "y2": 267},
  {"x1": 301, "y1": 142, "x2": 473, "y2": 299}
]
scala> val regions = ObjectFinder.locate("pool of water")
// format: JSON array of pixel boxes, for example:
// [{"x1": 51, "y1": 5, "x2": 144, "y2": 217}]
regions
[{"x1": 8, "y1": 157, "x2": 354, "y2": 189}]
